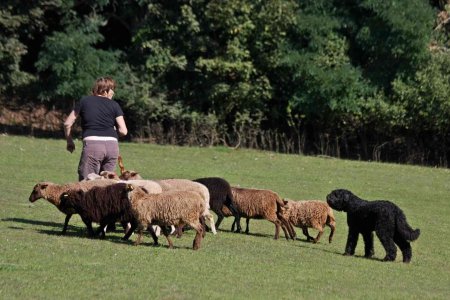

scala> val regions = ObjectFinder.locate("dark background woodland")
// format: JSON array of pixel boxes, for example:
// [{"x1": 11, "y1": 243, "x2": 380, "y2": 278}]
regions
[{"x1": 1, "y1": 0, "x2": 450, "y2": 166}]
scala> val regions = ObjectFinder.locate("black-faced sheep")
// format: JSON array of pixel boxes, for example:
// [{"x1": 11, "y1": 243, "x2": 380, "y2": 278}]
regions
[
  {"x1": 126, "y1": 184, "x2": 205, "y2": 250},
  {"x1": 59, "y1": 183, "x2": 134, "y2": 238},
  {"x1": 193, "y1": 177, "x2": 240, "y2": 229},
  {"x1": 222, "y1": 187, "x2": 295, "y2": 240},
  {"x1": 28, "y1": 179, "x2": 117, "y2": 234},
  {"x1": 280, "y1": 199, "x2": 336, "y2": 243}
]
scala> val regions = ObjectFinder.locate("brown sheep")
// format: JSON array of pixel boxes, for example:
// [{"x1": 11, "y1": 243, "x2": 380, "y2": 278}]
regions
[
  {"x1": 126, "y1": 184, "x2": 205, "y2": 250},
  {"x1": 28, "y1": 179, "x2": 117, "y2": 234},
  {"x1": 280, "y1": 199, "x2": 336, "y2": 243},
  {"x1": 222, "y1": 187, "x2": 295, "y2": 240}
]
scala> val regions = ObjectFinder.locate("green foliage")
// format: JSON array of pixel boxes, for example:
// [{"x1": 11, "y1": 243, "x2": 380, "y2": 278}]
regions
[
  {"x1": 392, "y1": 52, "x2": 450, "y2": 131},
  {"x1": 35, "y1": 15, "x2": 124, "y2": 104},
  {"x1": 0, "y1": 6, "x2": 35, "y2": 93},
  {"x1": 351, "y1": 0, "x2": 434, "y2": 86},
  {"x1": 1, "y1": 0, "x2": 449, "y2": 165}
]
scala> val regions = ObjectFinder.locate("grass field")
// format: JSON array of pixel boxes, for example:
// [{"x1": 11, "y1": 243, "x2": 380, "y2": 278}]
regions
[{"x1": 1, "y1": 134, "x2": 450, "y2": 299}]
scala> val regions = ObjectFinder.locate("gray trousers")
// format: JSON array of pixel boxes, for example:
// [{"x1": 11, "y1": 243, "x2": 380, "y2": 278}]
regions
[{"x1": 78, "y1": 140, "x2": 119, "y2": 181}]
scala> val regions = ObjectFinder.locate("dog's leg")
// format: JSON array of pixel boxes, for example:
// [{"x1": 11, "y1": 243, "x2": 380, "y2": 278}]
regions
[
  {"x1": 394, "y1": 234, "x2": 412, "y2": 263},
  {"x1": 362, "y1": 231, "x2": 375, "y2": 258},
  {"x1": 376, "y1": 231, "x2": 397, "y2": 261},
  {"x1": 344, "y1": 228, "x2": 359, "y2": 255}
]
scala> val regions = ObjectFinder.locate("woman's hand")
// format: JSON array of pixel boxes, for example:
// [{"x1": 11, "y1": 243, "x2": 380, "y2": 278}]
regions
[{"x1": 66, "y1": 138, "x2": 75, "y2": 153}]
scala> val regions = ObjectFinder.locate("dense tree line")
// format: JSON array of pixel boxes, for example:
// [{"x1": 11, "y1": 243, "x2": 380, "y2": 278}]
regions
[{"x1": 1, "y1": 0, "x2": 450, "y2": 166}]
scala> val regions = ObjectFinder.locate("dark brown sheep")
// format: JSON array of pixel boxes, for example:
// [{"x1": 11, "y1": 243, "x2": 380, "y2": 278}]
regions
[
  {"x1": 193, "y1": 177, "x2": 240, "y2": 230},
  {"x1": 59, "y1": 183, "x2": 135, "y2": 238}
]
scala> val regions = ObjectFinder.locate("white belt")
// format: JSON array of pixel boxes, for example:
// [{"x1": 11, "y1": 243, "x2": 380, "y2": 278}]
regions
[{"x1": 83, "y1": 136, "x2": 118, "y2": 141}]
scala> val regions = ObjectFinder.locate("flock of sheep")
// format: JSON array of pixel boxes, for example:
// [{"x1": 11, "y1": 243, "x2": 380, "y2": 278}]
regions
[{"x1": 28, "y1": 164, "x2": 336, "y2": 250}]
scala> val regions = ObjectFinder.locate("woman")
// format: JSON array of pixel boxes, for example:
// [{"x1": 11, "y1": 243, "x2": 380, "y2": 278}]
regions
[{"x1": 64, "y1": 77, "x2": 128, "y2": 181}]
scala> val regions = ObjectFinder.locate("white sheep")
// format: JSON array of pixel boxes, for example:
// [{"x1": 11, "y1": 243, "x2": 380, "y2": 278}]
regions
[{"x1": 156, "y1": 179, "x2": 216, "y2": 235}]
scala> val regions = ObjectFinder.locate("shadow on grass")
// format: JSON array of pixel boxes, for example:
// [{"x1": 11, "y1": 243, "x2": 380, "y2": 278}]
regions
[{"x1": 3, "y1": 217, "x2": 67, "y2": 229}]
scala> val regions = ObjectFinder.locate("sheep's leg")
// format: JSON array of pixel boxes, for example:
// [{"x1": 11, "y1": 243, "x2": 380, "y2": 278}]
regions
[
  {"x1": 175, "y1": 224, "x2": 184, "y2": 238},
  {"x1": 161, "y1": 226, "x2": 174, "y2": 249},
  {"x1": 278, "y1": 218, "x2": 294, "y2": 241},
  {"x1": 61, "y1": 214, "x2": 72, "y2": 235},
  {"x1": 302, "y1": 227, "x2": 315, "y2": 242},
  {"x1": 96, "y1": 220, "x2": 110, "y2": 239},
  {"x1": 187, "y1": 221, "x2": 203, "y2": 250},
  {"x1": 215, "y1": 214, "x2": 224, "y2": 229},
  {"x1": 134, "y1": 225, "x2": 145, "y2": 246},
  {"x1": 273, "y1": 220, "x2": 281, "y2": 240},
  {"x1": 80, "y1": 216, "x2": 95, "y2": 237},
  {"x1": 278, "y1": 215, "x2": 296, "y2": 240},
  {"x1": 122, "y1": 220, "x2": 138, "y2": 240},
  {"x1": 313, "y1": 225, "x2": 324, "y2": 243},
  {"x1": 147, "y1": 225, "x2": 159, "y2": 246},
  {"x1": 106, "y1": 221, "x2": 116, "y2": 232},
  {"x1": 226, "y1": 203, "x2": 240, "y2": 218},
  {"x1": 232, "y1": 214, "x2": 242, "y2": 233},
  {"x1": 328, "y1": 222, "x2": 336, "y2": 243},
  {"x1": 245, "y1": 218, "x2": 250, "y2": 234},
  {"x1": 199, "y1": 216, "x2": 206, "y2": 237}
]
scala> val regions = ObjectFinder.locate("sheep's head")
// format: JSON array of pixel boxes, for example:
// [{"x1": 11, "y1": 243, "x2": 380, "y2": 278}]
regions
[
  {"x1": 29, "y1": 182, "x2": 50, "y2": 202},
  {"x1": 119, "y1": 170, "x2": 142, "y2": 180},
  {"x1": 99, "y1": 171, "x2": 120, "y2": 180}
]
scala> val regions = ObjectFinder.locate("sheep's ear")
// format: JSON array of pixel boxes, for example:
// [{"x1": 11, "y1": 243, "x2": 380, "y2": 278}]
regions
[
  {"x1": 107, "y1": 173, "x2": 116, "y2": 179},
  {"x1": 40, "y1": 183, "x2": 49, "y2": 189},
  {"x1": 130, "y1": 171, "x2": 139, "y2": 176}
]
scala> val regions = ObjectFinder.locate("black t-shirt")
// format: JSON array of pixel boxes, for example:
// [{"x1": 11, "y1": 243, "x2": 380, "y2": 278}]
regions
[{"x1": 74, "y1": 95, "x2": 124, "y2": 139}]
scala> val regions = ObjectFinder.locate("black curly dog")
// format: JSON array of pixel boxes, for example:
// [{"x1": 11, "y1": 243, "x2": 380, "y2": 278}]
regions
[{"x1": 326, "y1": 189, "x2": 420, "y2": 263}]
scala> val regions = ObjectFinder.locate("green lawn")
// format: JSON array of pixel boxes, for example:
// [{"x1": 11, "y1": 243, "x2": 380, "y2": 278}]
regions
[{"x1": 1, "y1": 134, "x2": 449, "y2": 299}]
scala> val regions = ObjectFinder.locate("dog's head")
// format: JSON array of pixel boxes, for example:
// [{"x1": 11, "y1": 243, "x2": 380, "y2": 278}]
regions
[{"x1": 326, "y1": 189, "x2": 355, "y2": 212}]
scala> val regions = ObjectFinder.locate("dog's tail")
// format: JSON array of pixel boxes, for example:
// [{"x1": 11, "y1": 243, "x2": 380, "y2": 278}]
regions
[{"x1": 396, "y1": 211, "x2": 420, "y2": 241}]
